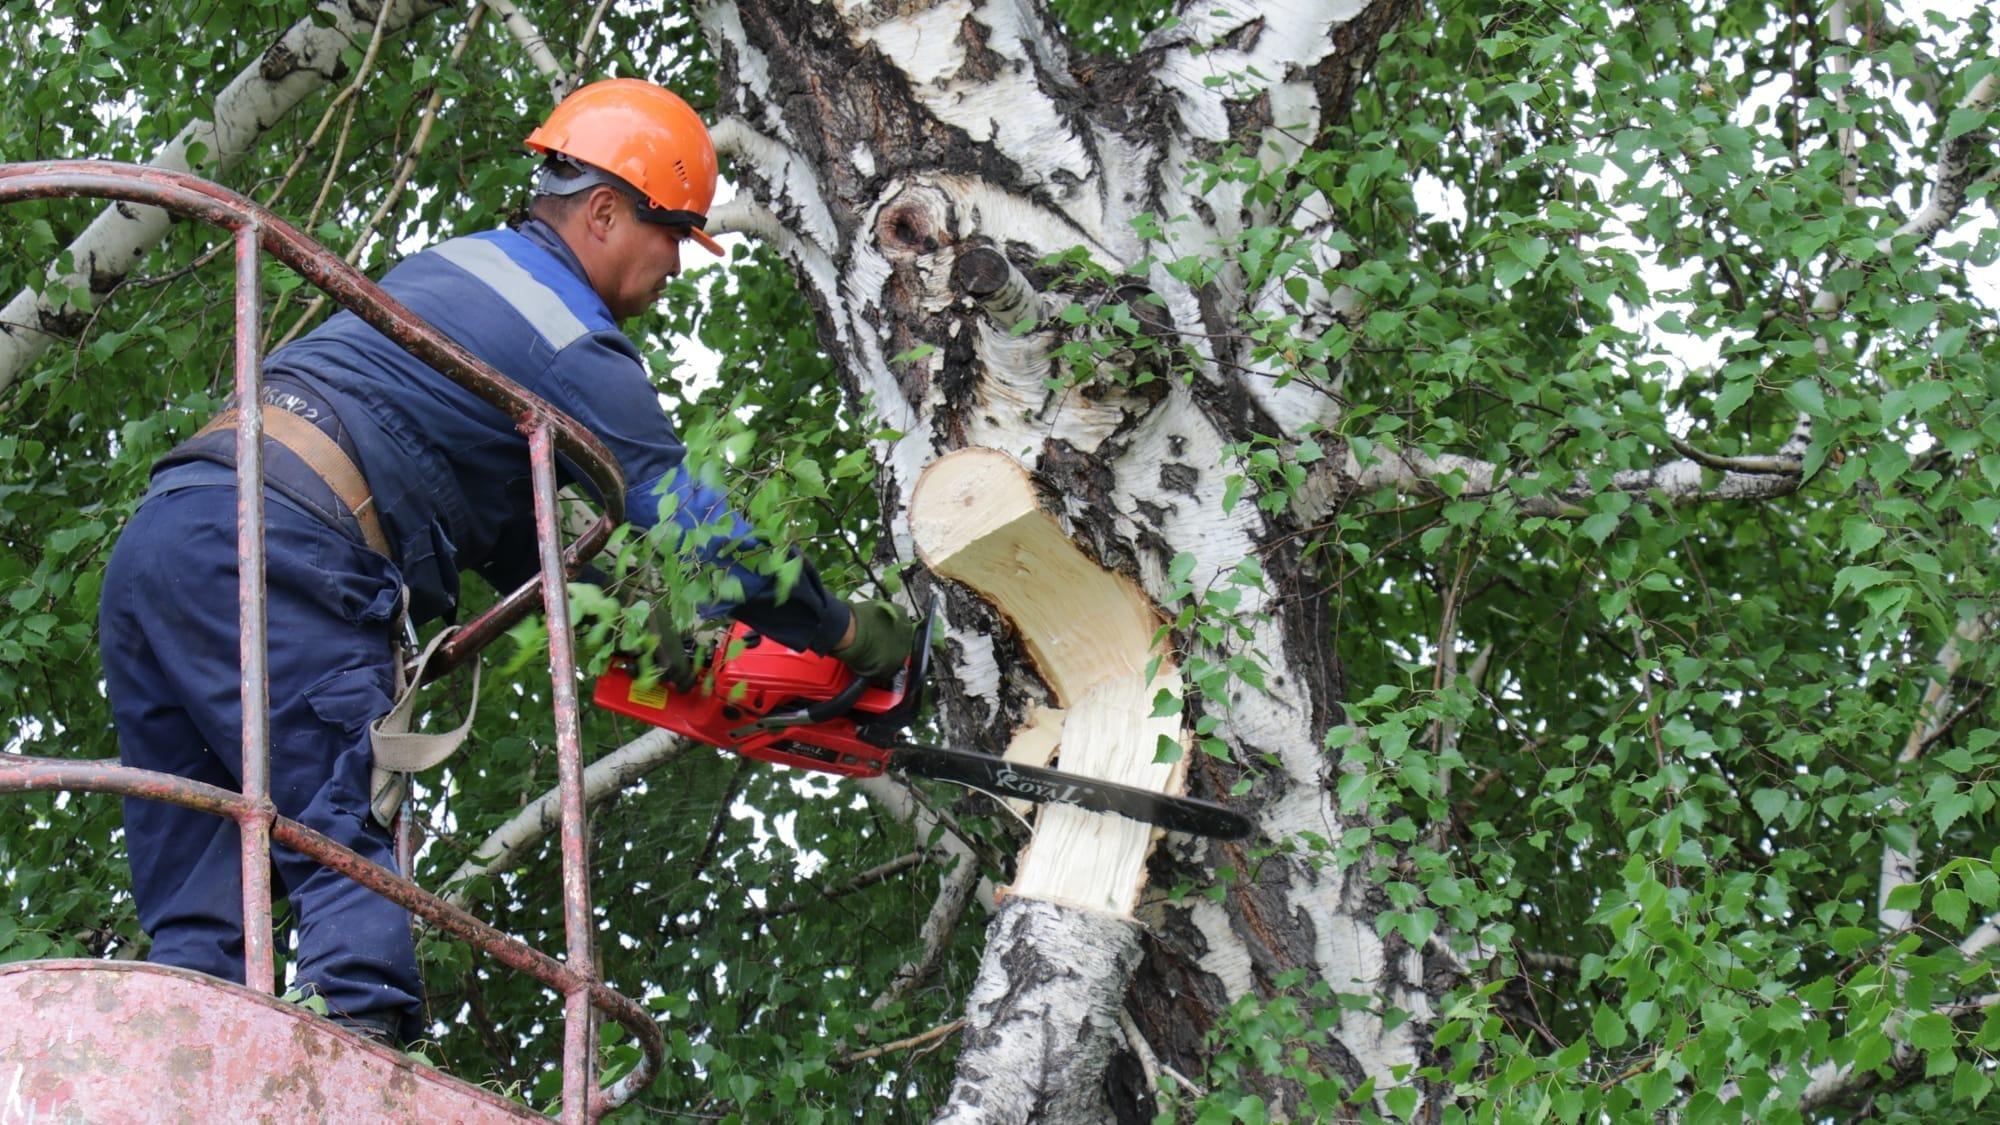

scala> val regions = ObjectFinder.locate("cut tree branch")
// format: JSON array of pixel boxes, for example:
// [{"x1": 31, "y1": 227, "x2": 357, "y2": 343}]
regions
[{"x1": 913, "y1": 447, "x2": 1189, "y2": 1123}]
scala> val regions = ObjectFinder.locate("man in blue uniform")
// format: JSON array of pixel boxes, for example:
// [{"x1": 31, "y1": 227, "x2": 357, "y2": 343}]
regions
[{"x1": 97, "y1": 79, "x2": 909, "y2": 1043}]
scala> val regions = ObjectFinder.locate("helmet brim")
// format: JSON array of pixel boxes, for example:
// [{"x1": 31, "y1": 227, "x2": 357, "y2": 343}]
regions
[{"x1": 687, "y1": 226, "x2": 725, "y2": 258}]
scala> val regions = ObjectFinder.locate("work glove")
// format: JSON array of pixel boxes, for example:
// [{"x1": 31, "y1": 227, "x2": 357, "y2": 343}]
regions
[
  {"x1": 834, "y1": 599, "x2": 916, "y2": 682},
  {"x1": 647, "y1": 603, "x2": 704, "y2": 692}
]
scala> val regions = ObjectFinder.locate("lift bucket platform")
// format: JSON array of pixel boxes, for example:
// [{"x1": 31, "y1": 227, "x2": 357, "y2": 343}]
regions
[{"x1": 0, "y1": 961, "x2": 538, "y2": 1123}]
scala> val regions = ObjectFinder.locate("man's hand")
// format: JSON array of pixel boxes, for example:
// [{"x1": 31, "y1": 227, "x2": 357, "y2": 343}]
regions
[{"x1": 833, "y1": 599, "x2": 916, "y2": 681}]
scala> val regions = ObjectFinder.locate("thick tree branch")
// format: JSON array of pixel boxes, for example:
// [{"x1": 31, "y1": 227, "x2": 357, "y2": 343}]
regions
[
  {"x1": 479, "y1": 0, "x2": 570, "y2": 94},
  {"x1": 873, "y1": 851, "x2": 981, "y2": 1012},
  {"x1": 440, "y1": 729, "x2": 688, "y2": 907},
  {"x1": 572, "y1": 0, "x2": 616, "y2": 75},
  {"x1": 1893, "y1": 68, "x2": 1999, "y2": 248},
  {"x1": 1341, "y1": 443, "x2": 1804, "y2": 516},
  {"x1": 1714, "y1": 966, "x2": 2000, "y2": 1112},
  {"x1": 0, "y1": 0, "x2": 452, "y2": 398},
  {"x1": 1879, "y1": 616, "x2": 1986, "y2": 931}
]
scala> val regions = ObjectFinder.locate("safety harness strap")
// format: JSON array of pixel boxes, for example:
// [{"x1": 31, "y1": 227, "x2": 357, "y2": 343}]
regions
[
  {"x1": 368, "y1": 623, "x2": 481, "y2": 828},
  {"x1": 197, "y1": 405, "x2": 391, "y2": 558}
]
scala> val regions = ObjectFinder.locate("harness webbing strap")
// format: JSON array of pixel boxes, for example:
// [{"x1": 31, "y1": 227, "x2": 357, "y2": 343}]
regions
[
  {"x1": 199, "y1": 404, "x2": 391, "y2": 558},
  {"x1": 369, "y1": 623, "x2": 482, "y2": 828}
]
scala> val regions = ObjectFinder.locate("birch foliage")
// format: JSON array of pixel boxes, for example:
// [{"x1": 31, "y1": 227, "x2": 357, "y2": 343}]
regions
[{"x1": 1, "y1": 0, "x2": 1998, "y2": 1121}]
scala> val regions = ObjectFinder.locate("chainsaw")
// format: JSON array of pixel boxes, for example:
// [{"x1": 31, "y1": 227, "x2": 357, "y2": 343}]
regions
[{"x1": 590, "y1": 606, "x2": 1251, "y2": 840}]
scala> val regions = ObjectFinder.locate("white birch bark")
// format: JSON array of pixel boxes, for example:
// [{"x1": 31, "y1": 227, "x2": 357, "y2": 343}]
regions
[
  {"x1": 703, "y1": 0, "x2": 1434, "y2": 1116},
  {"x1": 0, "y1": 0, "x2": 450, "y2": 398}
]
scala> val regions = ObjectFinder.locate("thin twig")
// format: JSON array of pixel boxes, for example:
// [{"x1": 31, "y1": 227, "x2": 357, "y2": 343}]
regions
[
  {"x1": 756, "y1": 850, "x2": 930, "y2": 923},
  {"x1": 686, "y1": 758, "x2": 753, "y2": 886},
  {"x1": 572, "y1": 0, "x2": 615, "y2": 75},
  {"x1": 838, "y1": 1018, "x2": 966, "y2": 1066},
  {"x1": 1117, "y1": 1008, "x2": 1161, "y2": 1097},
  {"x1": 261, "y1": 0, "x2": 398, "y2": 342},
  {"x1": 271, "y1": 1, "x2": 488, "y2": 349},
  {"x1": 259, "y1": 0, "x2": 398, "y2": 212},
  {"x1": 660, "y1": 849, "x2": 932, "y2": 936}
]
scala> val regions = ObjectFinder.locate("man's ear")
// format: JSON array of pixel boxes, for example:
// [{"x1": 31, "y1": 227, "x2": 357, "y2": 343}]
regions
[{"x1": 584, "y1": 185, "x2": 623, "y2": 240}]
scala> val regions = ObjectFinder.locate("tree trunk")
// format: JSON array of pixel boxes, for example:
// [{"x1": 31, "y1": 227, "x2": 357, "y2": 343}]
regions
[{"x1": 704, "y1": 0, "x2": 1444, "y2": 1115}]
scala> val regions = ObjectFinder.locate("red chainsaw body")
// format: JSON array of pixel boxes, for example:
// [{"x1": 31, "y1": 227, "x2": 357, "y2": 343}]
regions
[{"x1": 591, "y1": 622, "x2": 906, "y2": 777}]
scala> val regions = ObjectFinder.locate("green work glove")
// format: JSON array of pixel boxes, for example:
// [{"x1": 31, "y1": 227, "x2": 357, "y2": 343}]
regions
[
  {"x1": 834, "y1": 599, "x2": 916, "y2": 682},
  {"x1": 647, "y1": 604, "x2": 703, "y2": 692}
]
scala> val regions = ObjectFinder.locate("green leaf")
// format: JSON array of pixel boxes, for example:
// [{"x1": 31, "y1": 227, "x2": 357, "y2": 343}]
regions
[
  {"x1": 1581, "y1": 510, "x2": 1620, "y2": 545},
  {"x1": 1906, "y1": 1012, "x2": 1955, "y2": 1052},
  {"x1": 1713, "y1": 377, "x2": 1755, "y2": 423},
  {"x1": 1944, "y1": 106, "x2": 1991, "y2": 143},
  {"x1": 1963, "y1": 865, "x2": 1999, "y2": 908},
  {"x1": 1832, "y1": 565, "x2": 1891, "y2": 599},
  {"x1": 1784, "y1": 379, "x2": 1827, "y2": 417},
  {"x1": 1593, "y1": 1002, "x2": 1629, "y2": 1048},
  {"x1": 1933, "y1": 888, "x2": 1970, "y2": 930},
  {"x1": 1628, "y1": 999, "x2": 1660, "y2": 1038},
  {"x1": 1841, "y1": 519, "x2": 1886, "y2": 556},
  {"x1": 1750, "y1": 788, "x2": 1790, "y2": 823},
  {"x1": 1222, "y1": 473, "x2": 1246, "y2": 512}
]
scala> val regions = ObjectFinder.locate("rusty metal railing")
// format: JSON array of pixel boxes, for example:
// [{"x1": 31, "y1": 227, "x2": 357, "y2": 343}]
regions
[{"x1": 0, "y1": 162, "x2": 661, "y2": 1122}]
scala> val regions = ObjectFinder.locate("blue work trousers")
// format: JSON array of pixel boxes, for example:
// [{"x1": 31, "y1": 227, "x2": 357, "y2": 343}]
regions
[{"x1": 98, "y1": 480, "x2": 423, "y2": 1030}]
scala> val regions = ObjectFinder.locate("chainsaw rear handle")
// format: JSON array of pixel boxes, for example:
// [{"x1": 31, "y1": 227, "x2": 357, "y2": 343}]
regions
[
  {"x1": 802, "y1": 675, "x2": 870, "y2": 722},
  {"x1": 745, "y1": 598, "x2": 935, "y2": 734},
  {"x1": 744, "y1": 674, "x2": 868, "y2": 735}
]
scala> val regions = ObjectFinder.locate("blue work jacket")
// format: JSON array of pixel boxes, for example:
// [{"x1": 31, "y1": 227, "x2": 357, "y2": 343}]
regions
[{"x1": 235, "y1": 219, "x2": 847, "y2": 650}]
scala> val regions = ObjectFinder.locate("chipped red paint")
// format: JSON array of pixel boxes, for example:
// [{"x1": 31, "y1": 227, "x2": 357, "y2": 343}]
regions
[
  {"x1": 232, "y1": 219, "x2": 277, "y2": 998},
  {"x1": 530, "y1": 422, "x2": 601, "y2": 1115},
  {"x1": 0, "y1": 961, "x2": 540, "y2": 1122},
  {"x1": 0, "y1": 163, "x2": 661, "y2": 1122}
]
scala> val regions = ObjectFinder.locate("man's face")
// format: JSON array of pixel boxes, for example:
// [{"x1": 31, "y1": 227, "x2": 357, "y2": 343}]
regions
[{"x1": 598, "y1": 194, "x2": 688, "y2": 321}]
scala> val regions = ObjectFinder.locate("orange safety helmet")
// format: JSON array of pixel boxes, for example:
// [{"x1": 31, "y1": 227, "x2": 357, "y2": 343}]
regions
[{"x1": 525, "y1": 78, "x2": 724, "y2": 257}]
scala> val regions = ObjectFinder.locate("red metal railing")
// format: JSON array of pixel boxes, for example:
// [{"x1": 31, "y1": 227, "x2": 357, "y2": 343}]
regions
[{"x1": 0, "y1": 162, "x2": 662, "y2": 1122}]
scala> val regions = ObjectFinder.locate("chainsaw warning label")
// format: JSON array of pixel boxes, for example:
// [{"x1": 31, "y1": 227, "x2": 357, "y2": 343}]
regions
[{"x1": 627, "y1": 680, "x2": 669, "y2": 709}]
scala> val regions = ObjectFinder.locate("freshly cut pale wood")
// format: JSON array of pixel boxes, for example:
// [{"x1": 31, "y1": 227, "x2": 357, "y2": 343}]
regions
[
  {"x1": 1000, "y1": 704, "x2": 1065, "y2": 819},
  {"x1": 910, "y1": 446, "x2": 1186, "y2": 916}
]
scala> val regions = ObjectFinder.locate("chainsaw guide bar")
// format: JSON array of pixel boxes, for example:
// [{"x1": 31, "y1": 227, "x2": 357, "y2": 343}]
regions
[{"x1": 591, "y1": 608, "x2": 1250, "y2": 840}]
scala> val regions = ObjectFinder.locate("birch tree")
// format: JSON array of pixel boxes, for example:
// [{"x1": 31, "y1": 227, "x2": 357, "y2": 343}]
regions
[{"x1": 3, "y1": 0, "x2": 1999, "y2": 1121}]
